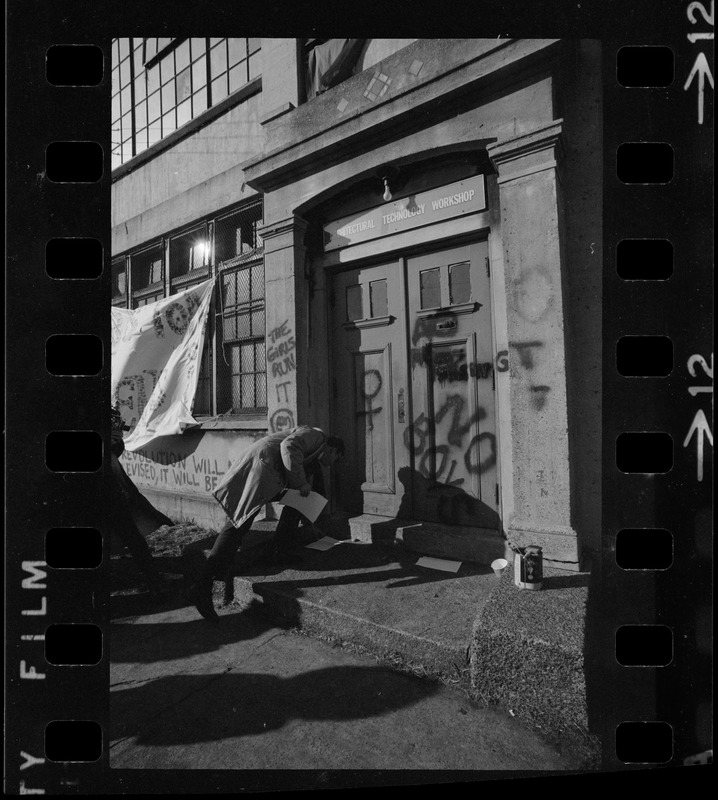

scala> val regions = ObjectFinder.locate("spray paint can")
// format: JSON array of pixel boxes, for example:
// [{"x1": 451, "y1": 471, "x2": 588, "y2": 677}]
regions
[{"x1": 514, "y1": 545, "x2": 544, "y2": 590}]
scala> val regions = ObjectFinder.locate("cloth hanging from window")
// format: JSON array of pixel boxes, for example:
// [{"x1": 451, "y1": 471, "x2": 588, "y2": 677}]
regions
[
  {"x1": 111, "y1": 278, "x2": 215, "y2": 451},
  {"x1": 305, "y1": 39, "x2": 367, "y2": 100}
]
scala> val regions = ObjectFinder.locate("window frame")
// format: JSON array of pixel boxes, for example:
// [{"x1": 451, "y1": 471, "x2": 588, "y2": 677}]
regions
[
  {"x1": 111, "y1": 37, "x2": 262, "y2": 171},
  {"x1": 112, "y1": 200, "x2": 266, "y2": 421}
]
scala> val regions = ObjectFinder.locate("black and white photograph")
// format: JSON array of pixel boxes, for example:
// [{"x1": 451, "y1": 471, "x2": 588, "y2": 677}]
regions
[{"x1": 5, "y1": 2, "x2": 713, "y2": 793}]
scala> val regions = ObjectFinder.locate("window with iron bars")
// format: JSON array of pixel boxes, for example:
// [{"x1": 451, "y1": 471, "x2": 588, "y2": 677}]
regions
[{"x1": 112, "y1": 200, "x2": 266, "y2": 418}]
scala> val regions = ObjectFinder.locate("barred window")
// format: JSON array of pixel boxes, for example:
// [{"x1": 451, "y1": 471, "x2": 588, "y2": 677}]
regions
[
  {"x1": 112, "y1": 38, "x2": 262, "y2": 169},
  {"x1": 113, "y1": 200, "x2": 265, "y2": 417},
  {"x1": 215, "y1": 202, "x2": 266, "y2": 413}
]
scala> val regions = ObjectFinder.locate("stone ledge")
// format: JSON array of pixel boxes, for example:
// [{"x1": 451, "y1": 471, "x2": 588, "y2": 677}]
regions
[
  {"x1": 349, "y1": 515, "x2": 509, "y2": 565},
  {"x1": 469, "y1": 563, "x2": 600, "y2": 767}
]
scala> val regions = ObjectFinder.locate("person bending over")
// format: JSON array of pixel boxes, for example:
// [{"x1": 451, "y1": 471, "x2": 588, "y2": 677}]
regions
[{"x1": 189, "y1": 425, "x2": 344, "y2": 621}]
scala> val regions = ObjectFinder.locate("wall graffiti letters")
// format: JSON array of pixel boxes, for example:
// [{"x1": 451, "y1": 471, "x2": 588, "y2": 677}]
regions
[
  {"x1": 275, "y1": 381, "x2": 291, "y2": 404},
  {"x1": 529, "y1": 385, "x2": 551, "y2": 411},
  {"x1": 267, "y1": 321, "x2": 297, "y2": 426},
  {"x1": 267, "y1": 320, "x2": 296, "y2": 378},
  {"x1": 495, "y1": 350, "x2": 509, "y2": 372},
  {"x1": 270, "y1": 408, "x2": 296, "y2": 433},
  {"x1": 509, "y1": 341, "x2": 544, "y2": 370},
  {"x1": 120, "y1": 449, "x2": 235, "y2": 494}
]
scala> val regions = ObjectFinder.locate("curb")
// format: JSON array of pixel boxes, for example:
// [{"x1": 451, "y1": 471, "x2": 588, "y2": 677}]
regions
[{"x1": 229, "y1": 572, "x2": 473, "y2": 690}]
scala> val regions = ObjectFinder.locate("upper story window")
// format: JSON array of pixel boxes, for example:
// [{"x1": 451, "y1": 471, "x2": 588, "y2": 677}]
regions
[{"x1": 112, "y1": 37, "x2": 261, "y2": 170}]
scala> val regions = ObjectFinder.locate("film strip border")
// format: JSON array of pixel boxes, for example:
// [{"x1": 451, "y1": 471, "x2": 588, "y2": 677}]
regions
[
  {"x1": 6, "y1": 30, "x2": 111, "y2": 793},
  {"x1": 5, "y1": 5, "x2": 713, "y2": 794},
  {"x1": 602, "y1": 21, "x2": 713, "y2": 773}
]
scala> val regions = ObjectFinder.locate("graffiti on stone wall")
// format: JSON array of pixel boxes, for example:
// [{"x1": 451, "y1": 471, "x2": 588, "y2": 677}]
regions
[
  {"x1": 512, "y1": 267, "x2": 553, "y2": 323},
  {"x1": 267, "y1": 321, "x2": 296, "y2": 431},
  {"x1": 509, "y1": 340, "x2": 551, "y2": 410},
  {"x1": 267, "y1": 320, "x2": 296, "y2": 378},
  {"x1": 121, "y1": 449, "x2": 235, "y2": 493},
  {"x1": 270, "y1": 408, "x2": 296, "y2": 433}
]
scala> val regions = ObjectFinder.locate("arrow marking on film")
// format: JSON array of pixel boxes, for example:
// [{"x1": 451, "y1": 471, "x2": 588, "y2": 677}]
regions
[
  {"x1": 684, "y1": 52, "x2": 714, "y2": 125},
  {"x1": 683, "y1": 408, "x2": 713, "y2": 482}
]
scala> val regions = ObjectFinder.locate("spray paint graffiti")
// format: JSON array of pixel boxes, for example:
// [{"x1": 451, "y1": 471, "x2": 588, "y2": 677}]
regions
[
  {"x1": 357, "y1": 369, "x2": 383, "y2": 431},
  {"x1": 430, "y1": 347, "x2": 494, "y2": 385},
  {"x1": 513, "y1": 267, "x2": 553, "y2": 323},
  {"x1": 120, "y1": 449, "x2": 235, "y2": 493},
  {"x1": 268, "y1": 321, "x2": 296, "y2": 378},
  {"x1": 404, "y1": 394, "x2": 496, "y2": 489},
  {"x1": 270, "y1": 408, "x2": 295, "y2": 433},
  {"x1": 509, "y1": 341, "x2": 552, "y2": 409}
]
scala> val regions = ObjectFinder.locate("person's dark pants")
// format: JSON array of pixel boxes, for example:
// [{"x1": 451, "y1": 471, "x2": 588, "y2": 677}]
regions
[
  {"x1": 206, "y1": 460, "x2": 325, "y2": 578},
  {"x1": 115, "y1": 512, "x2": 162, "y2": 586}
]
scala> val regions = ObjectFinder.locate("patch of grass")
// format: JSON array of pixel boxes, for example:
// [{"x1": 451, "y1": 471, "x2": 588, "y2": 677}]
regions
[{"x1": 145, "y1": 522, "x2": 217, "y2": 557}]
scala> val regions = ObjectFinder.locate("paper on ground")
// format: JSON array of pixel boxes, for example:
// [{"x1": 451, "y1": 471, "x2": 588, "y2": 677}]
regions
[
  {"x1": 305, "y1": 536, "x2": 343, "y2": 551},
  {"x1": 278, "y1": 489, "x2": 327, "y2": 523},
  {"x1": 416, "y1": 556, "x2": 462, "y2": 573}
]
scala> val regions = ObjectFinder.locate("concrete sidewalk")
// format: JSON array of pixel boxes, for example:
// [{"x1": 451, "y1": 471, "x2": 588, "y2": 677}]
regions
[
  {"x1": 110, "y1": 522, "x2": 600, "y2": 776},
  {"x1": 110, "y1": 602, "x2": 583, "y2": 774}
]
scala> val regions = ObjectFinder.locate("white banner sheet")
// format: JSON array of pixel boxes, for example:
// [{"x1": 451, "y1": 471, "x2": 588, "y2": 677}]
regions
[{"x1": 111, "y1": 278, "x2": 215, "y2": 452}]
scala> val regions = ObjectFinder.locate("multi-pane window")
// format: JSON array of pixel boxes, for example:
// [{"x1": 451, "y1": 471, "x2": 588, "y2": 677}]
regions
[
  {"x1": 214, "y1": 202, "x2": 266, "y2": 412},
  {"x1": 169, "y1": 223, "x2": 210, "y2": 293},
  {"x1": 131, "y1": 244, "x2": 164, "y2": 307},
  {"x1": 112, "y1": 201, "x2": 265, "y2": 417},
  {"x1": 112, "y1": 257, "x2": 127, "y2": 307},
  {"x1": 112, "y1": 38, "x2": 261, "y2": 170}
]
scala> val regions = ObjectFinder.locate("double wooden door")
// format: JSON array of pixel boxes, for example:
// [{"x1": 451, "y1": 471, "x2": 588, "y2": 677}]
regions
[{"x1": 330, "y1": 241, "x2": 498, "y2": 527}]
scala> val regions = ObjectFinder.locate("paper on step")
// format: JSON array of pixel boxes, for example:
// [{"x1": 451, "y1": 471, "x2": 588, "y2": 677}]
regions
[
  {"x1": 305, "y1": 536, "x2": 343, "y2": 551},
  {"x1": 415, "y1": 556, "x2": 462, "y2": 573},
  {"x1": 277, "y1": 489, "x2": 327, "y2": 523}
]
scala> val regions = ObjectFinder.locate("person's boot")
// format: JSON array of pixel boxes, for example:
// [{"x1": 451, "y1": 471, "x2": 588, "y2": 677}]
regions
[
  {"x1": 267, "y1": 508, "x2": 304, "y2": 565},
  {"x1": 184, "y1": 549, "x2": 219, "y2": 622}
]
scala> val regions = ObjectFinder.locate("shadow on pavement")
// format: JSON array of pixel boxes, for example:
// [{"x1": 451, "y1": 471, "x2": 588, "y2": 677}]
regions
[
  {"x1": 235, "y1": 540, "x2": 493, "y2": 594},
  {"x1": 111, "y1": 603, "x2": 297, "y2": 663},
  {"x1": 111, "y1": 663, "x2": 440, "y2": 746}
]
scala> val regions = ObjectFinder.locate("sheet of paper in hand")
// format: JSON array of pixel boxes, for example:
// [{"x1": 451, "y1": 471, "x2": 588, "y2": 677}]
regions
[{"x1": 278, "y1": 489, "x2": 328, "y2": 523}]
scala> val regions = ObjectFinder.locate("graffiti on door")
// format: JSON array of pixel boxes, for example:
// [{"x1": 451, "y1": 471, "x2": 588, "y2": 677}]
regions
[
  {"x1": 404, "y1": 393, "x2": 496, "y2": 488},
  {"x1": 357, "y1": 369, "x2": 384, "y2": 430}
]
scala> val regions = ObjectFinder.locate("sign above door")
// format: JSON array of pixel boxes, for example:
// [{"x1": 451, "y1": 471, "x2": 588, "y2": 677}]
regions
[{"x1": 323, "y1": 176, "x2": 487, "y2": 253}]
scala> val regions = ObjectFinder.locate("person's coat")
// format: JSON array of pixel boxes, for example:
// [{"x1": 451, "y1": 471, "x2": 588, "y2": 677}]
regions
[{"x1": 213, "y1": 426, "x2": 327, "y2": 527}]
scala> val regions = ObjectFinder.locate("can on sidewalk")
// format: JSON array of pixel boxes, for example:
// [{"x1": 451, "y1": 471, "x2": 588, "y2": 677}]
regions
[{"x1": 514, "y1": 545, "x2": 543, "y2": 590}]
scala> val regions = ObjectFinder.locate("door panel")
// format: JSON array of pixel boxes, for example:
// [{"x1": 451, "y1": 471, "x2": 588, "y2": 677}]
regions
[
  {"x1": 406, "y1": 241, "x2": 498, "y2": 528},
  {"x1": 330, "y1": 241, "x2": 498, "y2": 529},
  {"x1": 331, "y1": 262, "x2": 409, "y2": 517}
]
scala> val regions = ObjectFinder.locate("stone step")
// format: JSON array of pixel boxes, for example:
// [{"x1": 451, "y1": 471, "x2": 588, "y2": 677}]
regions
[
  {"x1": 349, "y1": 514, "x2": 510, "y2": 565},
  {"x1": 225, "y1": 539, "x2": 498, "y2": 692}
]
